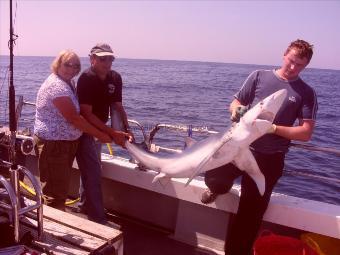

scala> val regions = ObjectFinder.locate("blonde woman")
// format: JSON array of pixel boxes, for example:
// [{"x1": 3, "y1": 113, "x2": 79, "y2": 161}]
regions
[{"x1": 34, "y1": 50, "x2": 111, "y2": 211}]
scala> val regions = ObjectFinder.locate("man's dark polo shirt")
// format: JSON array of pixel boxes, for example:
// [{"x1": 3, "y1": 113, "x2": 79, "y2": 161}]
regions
[{"x1": 77, "y1": 68, "x2": 122, "y2": 123}]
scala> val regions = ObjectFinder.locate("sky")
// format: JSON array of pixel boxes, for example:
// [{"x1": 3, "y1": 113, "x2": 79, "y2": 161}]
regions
[{"x1": 0, "y1": 0, "x2": 340, "y2": 70}]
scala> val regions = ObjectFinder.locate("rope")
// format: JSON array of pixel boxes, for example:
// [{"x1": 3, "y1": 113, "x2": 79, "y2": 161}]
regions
[
  {"x1": 19, "y1": 180, "x2": 35, "y2": 196},
  {"x1": 65, "y1": 197, "x2": 80, "y2": 206},
  {"x1": 19, "y1": 181, "x2": 80, "y2": 205},
  {"x1": 107, "y1": 143, "x2": 114, "y2": 155}
]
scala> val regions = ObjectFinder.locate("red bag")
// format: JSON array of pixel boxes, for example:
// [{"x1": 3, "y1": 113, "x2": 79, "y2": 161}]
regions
[{"x1": 253, "y1": 230, "x2": 318, "y2": 255}]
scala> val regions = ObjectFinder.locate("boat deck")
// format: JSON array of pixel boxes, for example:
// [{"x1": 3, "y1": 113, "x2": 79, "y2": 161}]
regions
[
  {"x1": 0, "y1": 204, "x2": 123, "y2": 255},
  {"x1": 65, "y1": 204, "x2": 219, "y2": 255},
  {"x1": 1, "y1": 203, "x2": 219, "y2": 255},
  {"x1": 116, "y1": 217, "x2": 218, "y2": 255}
]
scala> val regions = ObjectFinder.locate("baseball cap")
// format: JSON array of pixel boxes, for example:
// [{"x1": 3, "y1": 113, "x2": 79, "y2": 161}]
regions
[{"x1": 90, "y1": 43, "x2": 114, "y2": 57}]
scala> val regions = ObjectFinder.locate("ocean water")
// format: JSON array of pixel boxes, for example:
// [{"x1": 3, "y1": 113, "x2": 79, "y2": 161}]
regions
[{"x1": 0, "y1": 56, "x2": 339, "y2": 205}]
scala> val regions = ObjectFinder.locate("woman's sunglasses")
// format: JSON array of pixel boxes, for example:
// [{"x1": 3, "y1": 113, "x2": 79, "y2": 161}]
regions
[{"x1": 63, "y1": 62, "x2": 80, "y2": 69}]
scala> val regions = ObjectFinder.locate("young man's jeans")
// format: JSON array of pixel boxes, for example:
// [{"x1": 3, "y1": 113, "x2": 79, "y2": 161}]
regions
[
  {"x1": 204, "y1": 150, "x2": 285, "y2": 255},
  {"x1": 76, "y1": 133, "x2": 106, "y2": 224}
]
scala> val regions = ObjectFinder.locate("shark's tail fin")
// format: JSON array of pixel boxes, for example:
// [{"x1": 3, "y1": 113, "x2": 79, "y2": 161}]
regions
[{"x1": 248, "y1": 172, "x2": 266, "y2": 196}]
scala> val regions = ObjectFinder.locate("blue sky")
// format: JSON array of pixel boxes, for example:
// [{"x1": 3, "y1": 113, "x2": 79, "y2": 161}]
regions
[{"x1": 0, "y1": 0, "x2": 339, "y2": 70}]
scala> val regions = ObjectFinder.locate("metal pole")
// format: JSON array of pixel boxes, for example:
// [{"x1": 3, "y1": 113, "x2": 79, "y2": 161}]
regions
[{"x1": 8, "y1": 0, "x2": 20, "y2": 243}]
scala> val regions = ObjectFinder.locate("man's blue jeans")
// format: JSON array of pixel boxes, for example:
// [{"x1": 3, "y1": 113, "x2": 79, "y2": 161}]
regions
[{"x1": 76, "y1": 133, "x2": 106, "y2": 224}]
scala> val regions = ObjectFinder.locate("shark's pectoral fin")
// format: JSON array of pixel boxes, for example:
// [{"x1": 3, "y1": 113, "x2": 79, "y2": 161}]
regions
[
  {"x1": 233, "y1": 149, "x2": 266, "y2": 196},
  {"x1": 247, "y1": 172, "x2": 265, "y2": 196}
]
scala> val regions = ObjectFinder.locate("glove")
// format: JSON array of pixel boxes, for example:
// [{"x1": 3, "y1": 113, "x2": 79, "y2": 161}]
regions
[
  {"x1": 267, "y1": 124, "x2": 277, "y2": 134},
  {"x1": 230, "y1": 105, "x2": 248, "y2": 123}
]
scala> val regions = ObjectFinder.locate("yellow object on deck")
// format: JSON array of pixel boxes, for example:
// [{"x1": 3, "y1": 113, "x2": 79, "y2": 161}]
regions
[
  {"x1": 19, "y1": 181, "x2": 80, "y2": 205},
  {"x1": 20, "y1": 180, "x2": 36, "y2": 196},
  {"x1": 107, "y1": 143, "x2": 114, "y2": 155}
]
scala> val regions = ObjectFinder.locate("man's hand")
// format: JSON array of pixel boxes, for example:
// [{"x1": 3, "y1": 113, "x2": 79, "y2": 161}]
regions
[
  {"x1": 126, "y1": 129, "x2": 135, "y2": 142},
  {"x1": 230, "y1": 105, "x2": 248, "y2": 122},
  {"x1": 97, "y1": 132, "x2": 113, "y2": 143},
  {"x1": 108, "y1": 129, "x2": 131, "y2": 148}
]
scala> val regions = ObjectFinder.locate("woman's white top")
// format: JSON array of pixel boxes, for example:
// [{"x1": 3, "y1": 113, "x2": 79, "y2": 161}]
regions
[{"x1": 34, "y1": 73, "x2": 82, "y2": 140}]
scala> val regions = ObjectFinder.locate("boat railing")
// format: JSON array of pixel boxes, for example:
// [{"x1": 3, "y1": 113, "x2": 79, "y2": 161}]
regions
[
  {"x1": 127, "y1": 119, "x2": 340, "y2": 185},
  {"x1": 127, "y1": 119, "x2": 340, "y2": 156},
  {"x1": 0, "y1": 160, "x2": 44, "y2": 242}
]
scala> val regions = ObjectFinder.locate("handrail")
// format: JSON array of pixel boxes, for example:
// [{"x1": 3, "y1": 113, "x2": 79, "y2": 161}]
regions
[
  {"x1": 0, "y1": 161, "x2": 44, "y2": 239},
  {"x1": 145, "y1": 123, "x2": 340, "y2": 156},
  {"x1": 127, "y1": 119, "x2": 148, "y2": 143},
  {"x1": 22, "y1": 100, "x2": 36, "y2": 106},
  {"x1": 148, "y1": 123, "x2": 217, "y2": 146}
]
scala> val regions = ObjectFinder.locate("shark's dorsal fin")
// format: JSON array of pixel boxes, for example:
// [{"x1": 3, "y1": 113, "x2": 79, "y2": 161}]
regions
[{"x1": 184, "y1": 137, "x2": 197, "y2": 149}]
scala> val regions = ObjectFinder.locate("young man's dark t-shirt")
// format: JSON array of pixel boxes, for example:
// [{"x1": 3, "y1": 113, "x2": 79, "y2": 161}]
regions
[{"x1": 77, "y1": 68, "x2": 122, "y2": 123}]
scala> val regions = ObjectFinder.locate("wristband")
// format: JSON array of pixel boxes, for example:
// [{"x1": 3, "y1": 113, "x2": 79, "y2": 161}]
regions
[{"x1": 272, "y1": 124, "x2": 277, "y2": 133}]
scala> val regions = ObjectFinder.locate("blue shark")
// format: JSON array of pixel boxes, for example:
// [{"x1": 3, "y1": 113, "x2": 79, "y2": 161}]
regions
[{"x1": 125, "y1": 89, "x2": 287, "y2": 195}]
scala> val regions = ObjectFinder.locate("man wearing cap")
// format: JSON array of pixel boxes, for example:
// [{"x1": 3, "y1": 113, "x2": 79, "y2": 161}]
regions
[{"x1": 76, "y1": 43, "x2": 132, "y2": 224}]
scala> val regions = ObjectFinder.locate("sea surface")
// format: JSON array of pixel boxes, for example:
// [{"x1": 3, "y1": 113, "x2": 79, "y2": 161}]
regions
[{"x1": 0, "y1": 56, "x2": 339, "y2": 205}]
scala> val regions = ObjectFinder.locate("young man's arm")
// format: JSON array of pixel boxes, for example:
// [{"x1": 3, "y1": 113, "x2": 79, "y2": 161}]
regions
[{"x1": 274, "y1": 119, "x2": 315, "y2": 142}]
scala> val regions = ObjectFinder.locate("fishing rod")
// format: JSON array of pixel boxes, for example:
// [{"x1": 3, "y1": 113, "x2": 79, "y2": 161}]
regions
[
  {"x1": 9, "y1": 0, "x2": 17, "y2": 158},
  {"x1": 8, "y1": 0, "x2": 21, "y2": 185}
]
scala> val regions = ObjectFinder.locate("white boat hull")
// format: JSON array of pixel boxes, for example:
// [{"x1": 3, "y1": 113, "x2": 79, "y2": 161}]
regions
[{"x1": 23, "y1": 152, "x2": 340, "y2": 253}]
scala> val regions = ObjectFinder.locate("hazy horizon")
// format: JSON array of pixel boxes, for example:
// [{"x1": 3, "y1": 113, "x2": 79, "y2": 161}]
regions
[{"x1": 1, "y1": 1, "x2": 339, "y2": 70}]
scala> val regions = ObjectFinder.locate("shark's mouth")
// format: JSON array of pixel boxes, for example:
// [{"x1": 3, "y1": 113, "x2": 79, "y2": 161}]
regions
[{"x1": 257, "y1": 111, "x2": 275, "y2": 122}]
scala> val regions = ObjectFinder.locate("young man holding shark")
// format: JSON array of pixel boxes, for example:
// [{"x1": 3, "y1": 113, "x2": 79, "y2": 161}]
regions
[{"x1": 202, "y1": 39, "x2": 318, "y2": 255}]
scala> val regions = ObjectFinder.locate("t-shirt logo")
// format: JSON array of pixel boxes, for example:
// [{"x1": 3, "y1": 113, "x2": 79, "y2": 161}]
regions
[
  {"x1": 108, "y1": 83, "x2": 115, "y2": 94},
  {"x1": 288, "y1": 96, "x2": 296, "y2": 103}
]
